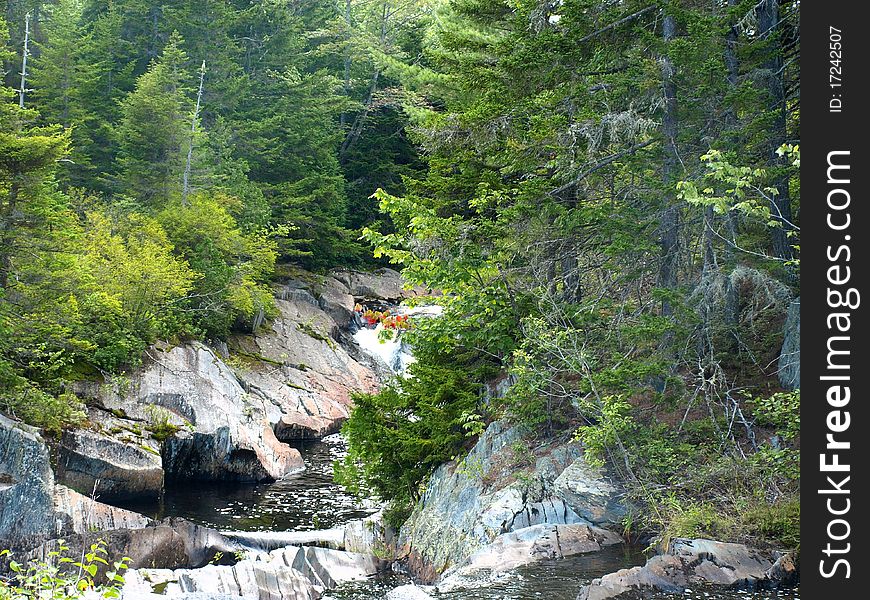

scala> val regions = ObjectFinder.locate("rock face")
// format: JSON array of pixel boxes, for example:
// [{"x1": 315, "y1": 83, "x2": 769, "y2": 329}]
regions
[
  {"x1": 54, "y1": 268, "x2": 400, "y2": 494},
  {"x1": 56, "y1": 429, "x2": 163, "y2": 500},
  {"x1": 1, "y1": 414, "x2": 157, "y2": 551},
  {"x1": 397, "y1": 421, "x2": 626, "y2": 582},
  {"x1": 451, "y1": 523, "x2": 621, "y2": 576},
  {"x1": 76, "y1": 342, "x2": 305, "y2": 483},
  {"x1": 343, "y1": 510, "x2": 396, "y2": 557},
  {"x1": 331, "y1": 268, "x2": 418, "y2": 302},
  {"x1": 229, "y1": 277, "x2": 380, "y2": 442},
  {"x1": 577, "y1": 538, "x2": 799, "y2": 599},
  {"x1": 54, "y1": 485, "x2": 152, "y2": 535},
  {"x1": 0, "y1": 415, "x2": 58, "y2": 550},
  {"x1": 778, "y1": 297, "x2": 800, "y2": 390},
  {"x1": 124, "y1": 545, "x2": 387, "y2": 599}
]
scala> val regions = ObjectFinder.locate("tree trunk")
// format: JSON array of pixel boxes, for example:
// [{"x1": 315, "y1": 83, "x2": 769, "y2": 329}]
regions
[
  {"x1": 18, "y1": 11, "x2": 30, "y2": 108},
  {"x1": 757, "y1": 0, "x2": 794, "y2": 264},
  {"x1": 659, "y1": 13, "x2": 680, "y2": 316},
  {"x1": 340, "y1": 0, "x2": 352, "y2": 128},
  {"x1": 183, "y1": 61, "x2": 206, "y2": 206}
]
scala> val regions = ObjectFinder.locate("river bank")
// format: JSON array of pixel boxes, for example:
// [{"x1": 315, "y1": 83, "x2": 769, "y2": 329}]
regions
[{"x1": 1, "y1": 268, "x2": 798, "y2": 599}]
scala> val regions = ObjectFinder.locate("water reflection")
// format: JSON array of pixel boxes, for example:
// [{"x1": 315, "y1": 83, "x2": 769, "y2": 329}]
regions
[{"x1": 114, "y1": 435, "x2": 377, "y2": 532}]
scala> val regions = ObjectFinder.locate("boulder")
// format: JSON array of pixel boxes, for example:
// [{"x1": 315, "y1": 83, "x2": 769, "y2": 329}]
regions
[
  {"x1": 553, "y1": 458, "x2": 626, "y2": 526},
  {"x1": 331, "y1": 268, "x2": 409, "y2": 301},
  {"x1": 312, "y1": 276, "x2": 357, "y2": 328},
  {"x1": 449, "y1": 523, "x2": 622, "y2": 576},
  {"x1": 54, "y1": 485, "x2": 152, "y2": 535},
  {"x1": 577, "y1": 538, "x2": 798, "y2": 599},
  {"x1": 1, "y1": 414, "x2": 158, "y2": 551},
  {"x1": 30, "y1": 518, "x2": 241, "y2": 572},
  {"x1": 124, "y1": 544, "x2": 386, "y2": 599},
  {"x1": 397, "y1": 421, "x2": 626, "y2": 582},
  {"x1": 56, "y1": 429, "x2": 163, "y2": 501},
  {"x1": 0, "y1": 415, "x2": 58, "y2": 550},
  {"x1": 79, "y1": 343, "x2": 304, "y2": 482},
  {"x1": 778, "y1": 297, "x2": 800, "y2": 390},
  {"x1": 343, "y1": 510, "x2": 396, "y2": 557},
  {"x1": 126, "y1": 560, "x2": 320, "y2": 600},
  {"x1": 301, "y1": 546, "x2": 387, "y2": 588}
]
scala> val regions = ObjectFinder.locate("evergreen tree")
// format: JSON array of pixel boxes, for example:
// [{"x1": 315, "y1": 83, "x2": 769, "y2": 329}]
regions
[
  {"x1": 115, "y1": 30, "x2": 191, "y2": 204},
  {"x1": 29, "y1": 0, "x2": 100, "y2": 187}
]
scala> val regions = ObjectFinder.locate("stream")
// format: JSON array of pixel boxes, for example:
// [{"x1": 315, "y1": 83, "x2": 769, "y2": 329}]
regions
[
  {"x1": 115, "y1": 434, "x2": 378, "y2": 532},
  {"x1": 115, "y1": 436, "x2": 800, "y2": 600},
  {"x1": 113, "y1": 308, "x2": 799, "y2": 599}
]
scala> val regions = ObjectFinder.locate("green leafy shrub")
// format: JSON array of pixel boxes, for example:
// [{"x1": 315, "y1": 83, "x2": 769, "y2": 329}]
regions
[
  {"x1": 0, "y1": 388, "x2": 86, "y2": 437},
  {"x1": 1, "y1": 539, "x2": 130, "y2": 599},
  {"x1": 157, "y1": 193, "x2": 278, "y2": 336}
]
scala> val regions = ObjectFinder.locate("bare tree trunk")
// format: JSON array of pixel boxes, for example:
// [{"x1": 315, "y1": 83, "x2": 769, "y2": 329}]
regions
[
  {"x1": 659, "y1": 13, "x2": 680, "y2": 317},
  {"x1": 722, "y1": 0, "x2": 740, "y2": 264},
  {"x1": 18, "y1": 12, "x2": 30, "y2": 108},
  {"x1": 340, "y1": 0, "x2": 352, "y2": 128},
  {"x1": 721, "y1": 0, "x2": 741, "y2": 345},
  {"x1": 757, "y1": 0, "x2": 794, "y2": 264},
  {"x1": 182, "y1": 61, "x2": 206, "y2": 206},
  {"x1": 340, "y1": 1, "x2": 390, "y2": 161}
]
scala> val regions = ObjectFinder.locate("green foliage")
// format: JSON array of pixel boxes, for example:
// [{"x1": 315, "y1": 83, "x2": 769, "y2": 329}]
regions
[
  {"x1": 115, "y1": 31, "x2": 191, "y2": 204},
  {"x1": 0, "y1": 539, "x2": 130, "y2": 599},
  {"x1": 335, "y1": 356, "x2": 482, "y2": 518},
  {"x1": 0, "y1": 389, "x2": 86, "y2": 438},
  {"x1": 156, "y1": 193, "x2": 277, "y2": 336},
  {"x1": 751, "y1": 390, "x2": 800, "y2": 442},
  {"x1": 145, "y1": 406, "x2": 182, "y2": 442}
]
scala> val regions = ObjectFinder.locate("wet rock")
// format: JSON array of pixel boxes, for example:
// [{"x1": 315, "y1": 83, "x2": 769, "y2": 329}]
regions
[
  {"x1": 446, "y1": 523, "x2": 621, "y2": 577},
  {"x1": 778, "y1": 297, "x2": 800, "y2": 390},
  {"x1": 0, "y1": 415, "x2": 57, "y2": 550},
  {"x1": 56, "y1": 429, "x2": 163, "y2": 501},
  {"x1": 54, "y1": 485, "x2": 152, "y2": 535},
  {"x1": 343, "y1": 510, "x2": 396, "y2": 557},
  {"x1": 386, "y1": 584, "x2": 436, "y2": 600},
  {"x1": 577, "y1": 538, "x2": 798, "y2": 599},
  {"x1": 398, "y1": 421, "x2": 626, "y2": 582}
]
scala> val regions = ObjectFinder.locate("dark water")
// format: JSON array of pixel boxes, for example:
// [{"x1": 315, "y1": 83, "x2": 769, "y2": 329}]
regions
[
  {"x1": 323, "y1": 546, "x2": 800, "y2": 600},
  {"x1": 115, "y1": 435, "x2": 377, "y2": 532},
  {"x1": 114, "y1": 435, "x2": 799, "y2": 600}
]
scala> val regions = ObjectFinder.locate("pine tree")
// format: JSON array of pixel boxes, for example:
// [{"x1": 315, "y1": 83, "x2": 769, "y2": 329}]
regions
[
  {"x1": 29, "y1": 0, "x2": 101, "y2": 188},
  {"x1": 115, "y1": 31, "x2": 191, "y2": 205}
]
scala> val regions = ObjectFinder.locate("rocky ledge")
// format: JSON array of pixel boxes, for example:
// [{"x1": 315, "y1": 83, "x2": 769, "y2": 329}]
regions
[
  {"x1": 397, "y1": 420, "x2": 627, "y2": 583},
  {"x1": 51, "y1": 268, "x2": 410, "y2": 502},
  {"x1": 124, "y1": 545, "x2": 388, "y2": 599},
  {"x1": 1, "y1": 414, "x2": 152, "y2": 551},
  {"x1": 577, "y1": 538, "x2": 798, "y2": 599}
]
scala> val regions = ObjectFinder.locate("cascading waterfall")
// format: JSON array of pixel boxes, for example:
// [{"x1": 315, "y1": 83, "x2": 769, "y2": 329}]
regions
[{"x1": 351, "y1": 304, "x2": 443, "y2": 375}]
